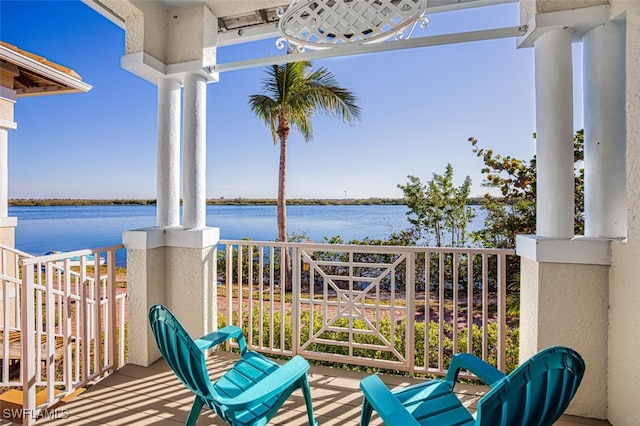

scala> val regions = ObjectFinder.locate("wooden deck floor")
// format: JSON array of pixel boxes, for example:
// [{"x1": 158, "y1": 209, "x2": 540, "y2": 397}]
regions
[{"x1": 10, "y1": 352, "x2": 610, "y2": 426}]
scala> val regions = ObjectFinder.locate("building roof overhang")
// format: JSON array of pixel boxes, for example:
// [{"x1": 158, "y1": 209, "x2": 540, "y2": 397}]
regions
[{"x1": 0, "y1": 41, "x2": 92, "y2": 98}]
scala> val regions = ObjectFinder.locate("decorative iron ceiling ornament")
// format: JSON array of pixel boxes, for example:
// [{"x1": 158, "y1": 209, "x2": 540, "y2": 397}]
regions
[{"x1": 276, "y1": 0, "x2": 429, "y2": 51}]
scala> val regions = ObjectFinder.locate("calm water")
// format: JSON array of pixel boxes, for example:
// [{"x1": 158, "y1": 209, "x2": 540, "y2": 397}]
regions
[{"x1": 9, "y1": 204, "x2": 484, "y2": 264}]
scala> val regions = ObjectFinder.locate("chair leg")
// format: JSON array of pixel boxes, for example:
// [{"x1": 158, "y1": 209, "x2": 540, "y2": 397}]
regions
[
  {"x1": 186, "y1": 396, "x2": 204, "y2": 426},
  {"x1": 360, "y1": 398, "x2": 373, "y2": 426},
  {"x1": 300, "y1": 375, "x2": 318, "y2": 426}
]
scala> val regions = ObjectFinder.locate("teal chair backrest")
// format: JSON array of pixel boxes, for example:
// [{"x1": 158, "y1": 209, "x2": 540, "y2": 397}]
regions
[
  {"x1": 476, "y1": 346, "x2": 585, "y2": 426},
  {"x1": 149, "y1": 304, "x2": 215, "y2": 401}
]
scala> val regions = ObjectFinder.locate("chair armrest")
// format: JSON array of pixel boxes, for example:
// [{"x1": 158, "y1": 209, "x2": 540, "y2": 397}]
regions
[
  {"x1": 216, "y1": 355, "x2": 311, "y2": 410},
  {"x1": 444, "y1": 353, "x2": 506, "y2": 388},
  {"x1": 359, "y1": 375, "x2": 421, "y2": 426},
  {"x1": 193, "y1": 325, "x2": 247, "y2": 354}
]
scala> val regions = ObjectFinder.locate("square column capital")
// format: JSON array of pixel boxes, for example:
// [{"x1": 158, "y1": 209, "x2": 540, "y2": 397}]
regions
[{"x1": 517, "y1": 3, "x2": 610, "y2": 48}]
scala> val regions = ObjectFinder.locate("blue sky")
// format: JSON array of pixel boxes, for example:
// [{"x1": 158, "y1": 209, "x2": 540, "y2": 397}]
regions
[{"x1": 0, "y1": 1, "x2": 584, "y2": 199}]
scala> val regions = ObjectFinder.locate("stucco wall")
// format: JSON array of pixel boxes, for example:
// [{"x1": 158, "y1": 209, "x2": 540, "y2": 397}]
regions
[
  {"x1": 0, "y1": 226, "x2": 14, "y2": 248},
  {"x1": 0, "y1": 99, "x2": 14, "y2": 123},
  {"x1": 126, "y1": 246, "x2": 165, "y2": 366},
  {"x1": 166, "y1": 4, "x2": 217, "y2": 67},
  {"x1": 520, "y1": 258, "x2": 609, "y2": 419},
  {"x1": 165, "y1": 245, "x2": 217, "y2": 340},
  {"x1": 608, "y1": 1, "x2": 640, "y2": 425}
]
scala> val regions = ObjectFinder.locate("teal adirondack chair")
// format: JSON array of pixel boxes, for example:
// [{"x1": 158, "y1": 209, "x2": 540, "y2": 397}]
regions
[
  {"x1": 360, "y1": 346, "x2": 585, "y2": 426},
  {"x1": 149, "y1": 304, "x2": 317, "y2": 426}
]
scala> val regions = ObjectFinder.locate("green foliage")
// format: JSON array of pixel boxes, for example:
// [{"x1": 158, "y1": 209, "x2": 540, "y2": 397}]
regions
[
  {"x1": 219, "y1": 307, "x2": 520, "y2": 375},
  {"x1": 468, "y1": 131, "x2": 585, "y2": 317},
  {"x1": 9, "y1": 198, "x2": 157, "y2": 206},
  {"x1": 398, "y1": 164, "x2": 474, "y2": 247},
  {"x1": 469, "y1": 130, "x2": 585, "y2": 248}
]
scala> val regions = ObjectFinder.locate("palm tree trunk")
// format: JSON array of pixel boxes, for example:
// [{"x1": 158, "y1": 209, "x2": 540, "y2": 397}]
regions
[
  {"x1": 277, "y1": 135, "x2": 287, "y2": 243},
  {"x1": 277, "y1": 116, "x2": 292, "y2": 290}
]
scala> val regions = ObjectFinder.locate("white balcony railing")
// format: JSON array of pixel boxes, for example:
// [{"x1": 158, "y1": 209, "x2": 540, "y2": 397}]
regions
[
  {"x1": 0, "y1": 244, "x2": 126, "y2": 425},
  {"x1": 220, "y1": 240, "x2": 517, "y2": 377}
]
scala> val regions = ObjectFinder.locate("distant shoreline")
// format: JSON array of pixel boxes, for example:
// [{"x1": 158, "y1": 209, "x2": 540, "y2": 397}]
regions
[{"x1": 8, "y1": 197, "x2": 485, "y2": 207}]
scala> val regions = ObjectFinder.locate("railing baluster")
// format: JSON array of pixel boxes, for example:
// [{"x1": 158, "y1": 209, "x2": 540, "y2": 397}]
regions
[
  {"x1": 438, "y1": 252, "x2": 445, "y2": 372},
  {"x1": 280, "y1": 245, "x2": 285, "y2": 353},
  {"x1": 119, "y1": 293, "x2": 126, "y2": 367},
  {"x1": 36, "y1": 272, "x2": 43, "y2": 385},
  {"x1": 64, "y1": 258, "x2": 72, "y2": 391},
  {"x1": 349, "y1": 250, "x2": 354, "y2": 359},
  {"x1": 2, "y1": 248, "x2": 9, "y2": 384},
  {"x1": 498, "y1": 253, "x2": 507, "y2": 372},
  {"x1": 424, "y1": 252, "x2": 430, "y2": 371},
  {"x1": 108, "y1": 250, "x2": 117, "y2": 372},
  {"x1": 269, "y1": 245, "x2": 275, "y2": 351},
  {"x1": 258, "y1": 245, "x2": 264, "y2": 349},
  {"x1": 248, "y1": 244, "x2": 254, "y2": 348},
  {"x1": 292, "y1": 246, "x2": 300, "y2": 356},
  {"x1": 225, "y1": 243, "x2": 232, "y2": 351},
  {"x1": 407, "y1": 253, "x2": 415, "y2": 376},
  {"x1": 21, "y1": 262, "x2": 36, "y2": 426},
  {"x1": 93, "y1": 256, "x2": 102, "y2": 378},
  {"x1": 452, "y1": 252, "x2": 459, "y2": 356},
  {"x1": 467, "y1": 253, "x2": 474, "y2": 355},
  {"x1": 237, "y1": 245, "x2": 243, "y2": 332},
  {"x1": 46, "y1": 260, "x2": 56, "y2": 404},
  {"x1": 308, "y1": 249, "x2": 314, "y2": 358},
  {"x1": 482, "y1": 253, "x2": 489, "y2": 362}
]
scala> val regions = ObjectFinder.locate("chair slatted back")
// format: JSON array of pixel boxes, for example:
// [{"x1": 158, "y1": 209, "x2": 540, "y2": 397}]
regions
[
  {"x1": 476, "y1": 346, "x2": 585, "y2": 426},
  {"x1": 149, "y1": 304, "x2": 214, "y2": 400}
]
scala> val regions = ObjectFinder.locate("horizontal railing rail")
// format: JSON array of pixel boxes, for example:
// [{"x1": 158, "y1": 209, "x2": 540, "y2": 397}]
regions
[
  {"x1": 4, "y1": 245, "x2": 127, "y2": 425},
  {"x1": 219, "y1": 240, "x2": 516, "y2": 378}
]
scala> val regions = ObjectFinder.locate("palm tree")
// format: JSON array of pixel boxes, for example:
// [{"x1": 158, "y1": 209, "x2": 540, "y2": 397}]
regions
[
  {"x1": 249, "y1": 61, "x2": 361, "y2": 241},
  {"x1": 249, "y1": 60, "x2": 361, "y2": 288}
]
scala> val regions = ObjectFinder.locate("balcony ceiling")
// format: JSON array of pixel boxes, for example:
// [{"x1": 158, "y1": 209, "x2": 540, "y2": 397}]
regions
[{"x1": 150, "y1": 0, "x2": 516, "y2": 42}]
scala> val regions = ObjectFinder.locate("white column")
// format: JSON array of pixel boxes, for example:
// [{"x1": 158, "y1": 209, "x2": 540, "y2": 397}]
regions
[
  {"x1": 182, "y1": 73, "x2": 207, "y2": 229},
  {"x1": 583, "y1": 21, "x2": 626, "y2": 238},
  {"x1": 156, "y1": 78, "x2": 181, "y2": 227},
  {"x1": 0, "y1": 128, "x2": 8, "y2": 217},
  {"x1": 534, "y1": 28, "x2": 575, "y2": 238}
]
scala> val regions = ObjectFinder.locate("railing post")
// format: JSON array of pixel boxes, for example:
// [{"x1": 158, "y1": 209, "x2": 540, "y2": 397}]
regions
[
  {"x1": 20, "y1": 262, "x2": 36, "y2": 425},
  {"x1": 291, "y1": 244, "x2": 300, "y2": 356}
]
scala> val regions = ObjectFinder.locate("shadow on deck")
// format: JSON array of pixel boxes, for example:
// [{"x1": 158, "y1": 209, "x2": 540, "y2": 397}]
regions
[{"x1": 12, "y1": 352, "x2": 610, "y2": 426}]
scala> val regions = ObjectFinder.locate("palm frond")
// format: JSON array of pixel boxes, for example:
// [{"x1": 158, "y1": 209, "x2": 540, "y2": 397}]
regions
[{"x1": 249, "y1": 60, "x2": 360, "y2": 143}]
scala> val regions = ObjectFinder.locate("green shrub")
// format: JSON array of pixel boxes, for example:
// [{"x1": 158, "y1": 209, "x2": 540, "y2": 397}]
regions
[{"x1": 218, "y1": 307, "x2": 519, "y2": 375}]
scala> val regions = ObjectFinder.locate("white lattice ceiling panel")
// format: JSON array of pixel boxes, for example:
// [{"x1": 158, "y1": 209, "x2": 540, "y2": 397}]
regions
[{"x1": 278, "y1": 0, "x2": 429, "y2": 48}]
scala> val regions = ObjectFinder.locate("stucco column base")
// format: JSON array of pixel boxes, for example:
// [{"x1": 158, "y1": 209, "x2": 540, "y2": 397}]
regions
[
  {"x1": 517, "y1": 236, "x2": 609, "y2": 419},
  {"x1": 122, "y1": 226, "x2": 220, "y2": 367},
  {"x1": 0, "y1": 217, "x2": 17, "y2": 248}
]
